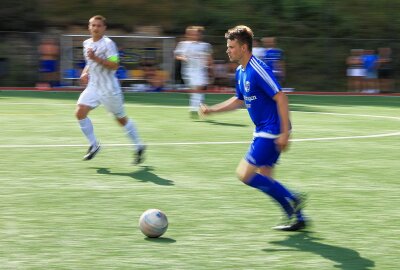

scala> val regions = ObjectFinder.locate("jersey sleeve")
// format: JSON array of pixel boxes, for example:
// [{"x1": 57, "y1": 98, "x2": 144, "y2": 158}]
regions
[
  {"x1": 174, "y1": 41, "x2": 185, "y2": 56},
  {"x1": 106, "y1": 40, "x2": 119, "y2": 62},
  {"x1": 255, "y1": 65, "x2": 281, "y2": 97}
]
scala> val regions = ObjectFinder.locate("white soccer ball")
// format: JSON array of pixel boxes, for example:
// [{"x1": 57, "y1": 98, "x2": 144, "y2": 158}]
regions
[{"x1": 139, "y1": 209, "x2": 168, "y2": 238}]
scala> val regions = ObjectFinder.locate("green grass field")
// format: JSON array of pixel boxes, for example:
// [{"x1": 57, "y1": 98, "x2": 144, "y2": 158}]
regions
[{"x1": 1, "y1": 90, "x2": 399, "y2": 269}]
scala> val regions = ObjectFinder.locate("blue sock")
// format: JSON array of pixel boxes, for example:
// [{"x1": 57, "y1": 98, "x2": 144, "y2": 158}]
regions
[{"x1": 246, "y1": 174, "x2": 294, "y2": 218}]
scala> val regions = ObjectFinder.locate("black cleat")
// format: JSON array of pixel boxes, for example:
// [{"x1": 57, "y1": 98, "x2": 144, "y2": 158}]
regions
[
  {"x1": 83, "y1": 142, "x2": 101, "y2": 160},
  {"x1": 134, "y1": 145, "x2": 146, "y2": 165},
  {"x1": 273, "y1": 219, "x2": 307, "y2": 232}
]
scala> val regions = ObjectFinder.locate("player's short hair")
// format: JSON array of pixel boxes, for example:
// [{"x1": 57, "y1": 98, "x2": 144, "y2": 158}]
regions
[
  {"x1": 225, "y1": 25, "x2": 254, "y2": 52},
  {"x1": 89, "y1": 15, "x2": 107, "y2": 26}
]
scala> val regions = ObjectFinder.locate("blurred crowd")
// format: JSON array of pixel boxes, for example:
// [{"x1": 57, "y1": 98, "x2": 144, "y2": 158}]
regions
[{"x1": 346, "y1": 47, "x2": 394, "y2": 93}]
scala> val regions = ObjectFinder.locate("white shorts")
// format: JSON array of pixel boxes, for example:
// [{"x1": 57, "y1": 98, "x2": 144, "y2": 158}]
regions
[
  {"x1": 77, "y1": 87, "x2": 126, "y2": 118},
  {"x1": 347, "y1": 68, "x2": 365, "y2": 77},
  {"x1": 182, "y1": 70, "x2": 209, "y2": 88}
]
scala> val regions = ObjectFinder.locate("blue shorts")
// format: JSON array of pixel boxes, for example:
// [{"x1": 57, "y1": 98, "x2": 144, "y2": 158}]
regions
[{"x1": 245, "y1": 137, "x2": 280, "y2": 167}]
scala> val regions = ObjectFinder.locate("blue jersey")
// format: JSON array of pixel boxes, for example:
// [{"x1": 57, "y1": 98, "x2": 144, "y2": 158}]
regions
[
  {"x1": 235, "y1": 56, "x2": 282, "y2": 135},
  {"x1": 264, "y1": 48, "x2": 284, "y2": 72}
]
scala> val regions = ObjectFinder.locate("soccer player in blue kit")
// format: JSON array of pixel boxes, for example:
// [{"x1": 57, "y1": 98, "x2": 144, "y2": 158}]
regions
[
  {"x1": 263, "y1": 37, "x2": 285, "y2": 84},
  {"x1": 200, "y1": 25, "x2": 307, "y2": 231}
]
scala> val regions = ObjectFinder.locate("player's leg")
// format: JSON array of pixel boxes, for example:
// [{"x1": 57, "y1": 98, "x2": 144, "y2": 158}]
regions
[
  {"x1": 76, "y1": 89, "x2": 101, "y2": 160},
  {"x1": 239, "y1": 137, "x2": 307, "y2": 231},
  {"x1": 103, "y1": 93, "x2": 146, "y2": 164},
  {"x1": 116, "y1": 116, "x2": 146, "y2": 164},
  {"x1": 188, "y1": 78, "x2": 206, "y2": 118},
  {"x1": 237, "y1": 159, "x2": 295, "y2": 220}
]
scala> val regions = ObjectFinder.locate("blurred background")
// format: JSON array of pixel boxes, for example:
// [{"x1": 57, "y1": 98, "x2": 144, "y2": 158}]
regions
[{"x1": 1, "y1": 0, "x2": 399, "y2": 92}]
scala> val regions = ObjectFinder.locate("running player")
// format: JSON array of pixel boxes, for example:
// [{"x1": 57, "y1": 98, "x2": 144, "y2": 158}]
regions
[
  {"x1": 75, "y1": 15, "x2": 146, "y2": 164},
  {"x1": 200, "y1": 25, "x2": 307, "y2": 231},
  {"x1": 174, "y1": 26, "x2": 213, "y2": 118}
]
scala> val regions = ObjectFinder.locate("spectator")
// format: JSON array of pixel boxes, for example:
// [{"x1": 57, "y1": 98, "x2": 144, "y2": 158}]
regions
[
  {"x1": 141, "y1": 61, "x2": 166, "y2": 92},
  {"x1": 377, "y1": 47, "x2": 394, "y2": 93},
  {"x1": 362, "y1": 49, "x2": 379, "y2": 93},
  {"x1": 262, "y1": 37, "x2": 285, "y2": 85},
  {"x1": 252, "y1": 38, "x2": 266, "y2": 60},
  {"x1": 38, "y1": 37, "x2": 60, "y2": 88},
  {"x1": 346, "y1": 49, "x2": 365, "y2": 92}
]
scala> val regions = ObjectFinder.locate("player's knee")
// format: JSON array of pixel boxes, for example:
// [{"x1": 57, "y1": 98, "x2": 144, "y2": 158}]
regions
[
  {"x1": 116, "y1": 116, "x2": 128, "y2": 126},
  {"x1": 236, "y1": 167, "x2": 249, "y2": 183},
  {"x1": 75, "y1": 106, "x2": 88, "y2": 120}
]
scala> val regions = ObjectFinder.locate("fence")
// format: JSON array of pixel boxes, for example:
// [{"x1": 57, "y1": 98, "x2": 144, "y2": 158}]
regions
[
  {"x1": 1, "y1": 31, "x2": 399, "y2": 92},
  {"x1": 0, "y1": 32, "x2": 40, "y2": 87},
  {"x1": 60, "y1": 34, "x2": 176, "y2": 90}
]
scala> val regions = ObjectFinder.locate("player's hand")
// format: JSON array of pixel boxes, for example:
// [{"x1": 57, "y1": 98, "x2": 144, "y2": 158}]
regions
[
  {"x1": 275, "y1": 133, "x2": 290, "y2": 152},
  {"x1": 87, "y1": 48, "x2": 96, "y2": 60},
  {"x1": 198, "y1": 103, "x2": 210, "y2": 118}
]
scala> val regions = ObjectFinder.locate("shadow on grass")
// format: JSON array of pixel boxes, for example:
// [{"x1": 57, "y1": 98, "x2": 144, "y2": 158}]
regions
[
  {"x1": 95, "y1": 166, "x2": 174, "y2": 186},
  {"x1": 202, "y1": 119, "x2": 249, "y2": 127},
  {"x1": 144, "y1": 237, "x2": 176, "y2": 244},
  {"x1": 263, "y1": 232, "x2": 375, "y2": 270}
]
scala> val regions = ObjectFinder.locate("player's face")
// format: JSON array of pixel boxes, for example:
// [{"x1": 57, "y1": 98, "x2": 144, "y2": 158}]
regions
[
  {"x1": 226, "y1": 39, "x2": 244, "y2": 63},
  {"x1": 88, "y1": 19, "x2": 106, "y2": 39}
]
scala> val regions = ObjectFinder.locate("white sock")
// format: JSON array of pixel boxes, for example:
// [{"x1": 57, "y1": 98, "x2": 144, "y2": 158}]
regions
[
  {"x1": 190, "y1": 93, "x2": 205, "y2": 111},
  {"x1": 124, "y1": 119, "x2": 143, "y2": 150},
  {"x1": 189, "y1": 93, "x2": 197, "y2": 112},
  {"x1": 79, "y1": 118, "x2": 97, "y2": 146}
]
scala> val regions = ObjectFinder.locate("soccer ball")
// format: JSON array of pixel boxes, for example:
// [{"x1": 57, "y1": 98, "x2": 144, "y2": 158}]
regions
[{"x1": 139, "y1": 209, "x2": 168, "y2": 238}]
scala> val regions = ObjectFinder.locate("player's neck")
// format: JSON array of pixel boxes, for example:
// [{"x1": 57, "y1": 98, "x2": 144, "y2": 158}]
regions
[
  {"x1": 92, "y1": 35, "x2": 104, "y2": 42},
  {"x1": 239, "y1": 53, "x2": 252, "y2": 69}
]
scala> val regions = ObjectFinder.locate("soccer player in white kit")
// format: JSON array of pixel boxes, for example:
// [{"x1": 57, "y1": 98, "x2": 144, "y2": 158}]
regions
[
  {"x1": 174, "y1": 26, "x2": 213, "y2": 118},
  {"x1": 75, "y1": 15, "x2": 146, "y2": 164}
]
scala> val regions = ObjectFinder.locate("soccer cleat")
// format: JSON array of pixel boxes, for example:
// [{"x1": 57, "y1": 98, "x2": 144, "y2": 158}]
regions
[
  {"x1": 134, "y1": 145, "x2": 146, "y2": 165},
  {"x1": 190, "y1": 111, "x2": 199, "y2": 119},
  {"x1": 272, "y1": 218, "x2": 307, "y2": 232},
  {"x1": 83, "y1": 141, "x2": 101, "y2": 160}
]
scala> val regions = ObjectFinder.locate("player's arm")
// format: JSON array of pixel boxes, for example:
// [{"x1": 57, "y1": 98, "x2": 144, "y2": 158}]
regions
[
  {"x1": 80, "y1": 65, "x2": 89, "y2": 85},
  {"x1": 273, "y1": 91, "x2": 290, "y2": 152},
  {"x1": 174, "y1": 43, "x2": 187, "y2": 62},
  {"x1": 199, "y1": 96, "x2": 243, "y2": 116},
  {"x1": 87, "y1": 48, "x2": 119, "y2": 70},
  {"x1": 95, "y1": 55, "x2": 119, "y2": 70}
]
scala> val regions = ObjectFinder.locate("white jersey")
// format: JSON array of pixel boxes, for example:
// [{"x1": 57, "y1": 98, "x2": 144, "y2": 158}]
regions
[
  {"x1": 83, "y1": 36, "x2": 120, "y2": 94},
  {"x1": 78, "y1": 36, "x2": 126, "y2": 118},
  {"x1": 174, "y1": 41, "x2": 212, "y2": 87}
]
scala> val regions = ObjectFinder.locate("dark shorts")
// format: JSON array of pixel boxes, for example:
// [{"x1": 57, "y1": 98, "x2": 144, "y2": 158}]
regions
[
  {"x1": 378, "y1": 68, "x2": 393, "y2": 79},
  {"x1": 245, "y1": 137, "x2": 281, "y2": 167}
]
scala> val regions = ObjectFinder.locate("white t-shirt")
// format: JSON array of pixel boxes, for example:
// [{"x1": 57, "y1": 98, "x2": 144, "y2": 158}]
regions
[
  {"x1": 78, "y1": 36, "x2": 126, "y2": 118},
  {"x1": 174, "y1": 41, "x2": 212, "y2": 87},
  {"x1": 83, "y1": 36, "x2": 120, "y2": 94}
]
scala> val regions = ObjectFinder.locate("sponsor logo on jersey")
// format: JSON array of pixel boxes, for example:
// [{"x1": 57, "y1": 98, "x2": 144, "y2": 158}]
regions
[{"x1": 245, "y1": 81, "x2": 250, "y2": 92}]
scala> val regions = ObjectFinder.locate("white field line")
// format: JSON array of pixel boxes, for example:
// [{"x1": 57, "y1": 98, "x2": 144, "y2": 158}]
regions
[
  {"x1": 1, "y1": 131, "x2": 400, "y2": 149},
  {"x1": 0, "y1": 104, "x2": 399, "y2": 148}
]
